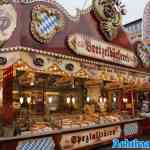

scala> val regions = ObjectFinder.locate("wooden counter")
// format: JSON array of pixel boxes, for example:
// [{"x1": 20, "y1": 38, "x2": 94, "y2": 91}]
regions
[{"x1": 0, "y1": 118, "x2": 145, "y2": 150}]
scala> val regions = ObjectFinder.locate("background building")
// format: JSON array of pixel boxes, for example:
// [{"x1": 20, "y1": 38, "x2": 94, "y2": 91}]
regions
[
  {"x1": 143, "y1": 1, "x2": 150, "y2": 45},
  {"x1": 124, "y1": 18, "x2": 142, "y2": 42},
  {"x1": 124, "y1": 0, "x2": 150, "y2": 47}
]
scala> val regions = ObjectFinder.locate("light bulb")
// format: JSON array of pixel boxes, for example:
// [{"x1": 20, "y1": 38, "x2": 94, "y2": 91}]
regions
[
  {"x1": 99, "y1": 97, "x2": 103, "y2": 103},
  {"x1": 54, "y1": 66, "x2": 57, "y2": 70},
  {"x1": 20, "y1": 97, "x2": 24, "y2": 104},
  {"x1": 48, "y1": 97, "x2": 53, "y2": 103},
  {"x1": 123, "y1": 98, "x2": 125, "y2": 103},
  {"x1": 66, "y1": 97, "x2": 71, "y2": 104},
  {"x1": 113, "y1": 97, "x2": 117, "y2": 102},
  {"x1": 72, "y1": 97, "x2": 76, "y2": 104},
  {"x1": 30, "y1": 81, "x2": 34, "y2": 86},
  {"x1": 103, "y1": 97, "x2": 107, "y2": 103},
  {"x1": 123, "y1": 98, "x2": 128, "y2": 103},
  {"x1": 27, "y1": 97, "x2": 31, "y2": 104},
  {"x1": 86, "y1": 96, "x2": 90, "y2": 103},
  {"x1": 24, "y1": 66, "x2": 28, "y2": 70}
]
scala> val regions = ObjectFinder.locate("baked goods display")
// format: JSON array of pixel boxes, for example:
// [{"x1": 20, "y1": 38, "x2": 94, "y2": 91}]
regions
[
  {"x1": 44, "y1": 112, "x2": 136, "y2": 130},
  {"x1": 17, "y1": 111, "x2": 138, "y2": 135},
  {"x1": 16, "y1": 109, "x2": 139, "y2": 135}
]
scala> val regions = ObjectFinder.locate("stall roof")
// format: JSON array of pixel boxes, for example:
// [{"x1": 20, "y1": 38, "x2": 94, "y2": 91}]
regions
[{"x1": 3, "y1": 1, "x2": 133, "y2": 53}]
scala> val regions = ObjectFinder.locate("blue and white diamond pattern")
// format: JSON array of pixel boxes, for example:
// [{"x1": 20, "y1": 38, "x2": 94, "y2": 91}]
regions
[
  {"x1": 124, "y1": 122, "x2": 138, "y2": 136},
  {"x1": 38, "y1": 12, "x2": 58, "y2": 35},
  {"x1": 17, "y1": 137, "x2": 55, "y2": 150},
  {"x1": 31, "y1": 5, "x2": 64, "y2": 43}
]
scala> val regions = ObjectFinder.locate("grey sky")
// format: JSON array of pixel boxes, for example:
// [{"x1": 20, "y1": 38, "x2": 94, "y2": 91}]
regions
[{"x1": 56, "y1": 0, "x2": 150, "y2": 24}]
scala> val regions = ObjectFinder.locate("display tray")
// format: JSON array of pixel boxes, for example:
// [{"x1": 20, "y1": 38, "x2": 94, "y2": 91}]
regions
[{"x1": 0, "y1": 117, "x2": 144, "y2": 142}]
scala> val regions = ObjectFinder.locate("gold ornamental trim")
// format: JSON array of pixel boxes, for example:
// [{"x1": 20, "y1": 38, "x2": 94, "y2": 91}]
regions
[
  {"x1": 0, "y1": 46, "x2": 150, "y2": 76},
  {"x1": 93, "y1": 0, "x2": 126, "y2": 41}
]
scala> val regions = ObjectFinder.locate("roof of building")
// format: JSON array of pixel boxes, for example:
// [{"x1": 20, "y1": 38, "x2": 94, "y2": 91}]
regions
[{"x1": 124, "y1": 18, "x2": 142, "y2": 27}]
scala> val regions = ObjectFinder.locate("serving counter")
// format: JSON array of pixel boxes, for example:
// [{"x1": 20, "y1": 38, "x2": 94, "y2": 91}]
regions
[{"x1": 0, "y1": 118, "x2": 145, "y2": 150}]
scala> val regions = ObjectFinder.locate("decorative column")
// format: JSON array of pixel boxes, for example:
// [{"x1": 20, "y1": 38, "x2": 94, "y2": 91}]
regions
[
  {"x1": 108, "y1": 90, "x2": 112, "y2": 112},
  {"x1": 131, "y1": 90, "x2": 135, "y2": 116}
]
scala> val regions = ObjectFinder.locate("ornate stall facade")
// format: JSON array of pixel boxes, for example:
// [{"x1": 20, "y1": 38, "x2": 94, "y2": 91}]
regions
[{"x1": 0, "y1": 0, "x2": 150, "y2": 150}]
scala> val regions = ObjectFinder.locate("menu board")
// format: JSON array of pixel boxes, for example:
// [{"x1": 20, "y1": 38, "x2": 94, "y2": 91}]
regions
[{"x1": 68, "y1": 34, "x2": 138, "y2": 68}]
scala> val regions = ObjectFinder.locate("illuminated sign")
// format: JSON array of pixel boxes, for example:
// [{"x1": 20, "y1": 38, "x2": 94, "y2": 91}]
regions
[
  {"x1": 68, "y1": 34, "x2": 138, "y2": 67},
  {"x1": 61, "y1": 126, "x2": 121, "y2": 150}
]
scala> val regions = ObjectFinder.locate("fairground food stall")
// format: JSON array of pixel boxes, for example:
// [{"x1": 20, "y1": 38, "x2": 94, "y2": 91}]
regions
[{"x1": 0, "y1": 0, "x2": 150, "y2": 150}]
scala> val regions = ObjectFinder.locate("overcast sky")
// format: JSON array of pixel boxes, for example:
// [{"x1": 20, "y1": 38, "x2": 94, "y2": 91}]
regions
[{"x1": 56, "y1": 0, "x2": 150, "y2": 24}]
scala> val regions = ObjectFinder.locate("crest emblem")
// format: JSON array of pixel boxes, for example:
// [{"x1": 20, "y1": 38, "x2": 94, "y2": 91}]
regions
[
  {"x1": 134, "y1": 41, "x2": 150, "y2": 68},
  {"x1": 93, "y1": 0, "x2": 126, "y2": 41},
  {"x1": 31, "y1": 5, "x2": 65, "y2": 43},
  {"x1": 0, "y1": 4, "x2": 17, "y2": 46},
  {"x1": 33, "y1": 57, "x2": 44, "y2": 67}
]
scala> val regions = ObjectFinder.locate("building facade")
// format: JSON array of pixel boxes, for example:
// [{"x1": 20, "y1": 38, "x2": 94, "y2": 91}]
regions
[
  {"x1": 143, "y1": 1, "x2": 150, "y2": 45},
  {"x1": 124, "y1": 18, "x2": 142, "y2": 42}
]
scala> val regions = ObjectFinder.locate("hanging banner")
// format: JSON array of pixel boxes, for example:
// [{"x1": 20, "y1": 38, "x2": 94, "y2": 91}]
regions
[
  {"x1": 61, "y1": 126, "x2": 121, "y2": 150},
  {"x1": 68, "y1": 34, "x2": 138, "y2": 68}
]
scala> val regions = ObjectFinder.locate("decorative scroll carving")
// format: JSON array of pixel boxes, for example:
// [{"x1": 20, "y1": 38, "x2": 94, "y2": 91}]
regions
[{"x1": 93, "y1": 0, "x2": 126, "y2": 41}]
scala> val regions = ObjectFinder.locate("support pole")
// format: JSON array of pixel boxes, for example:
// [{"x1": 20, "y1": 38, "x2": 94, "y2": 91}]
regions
[{"x1": 131, "y1": 90, "x2": 135, "y2": 116}]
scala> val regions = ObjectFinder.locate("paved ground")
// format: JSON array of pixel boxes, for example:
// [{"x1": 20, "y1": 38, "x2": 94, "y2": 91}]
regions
[{"x1": 94, "y1": 135, "x2": 150, "y2": 150}]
